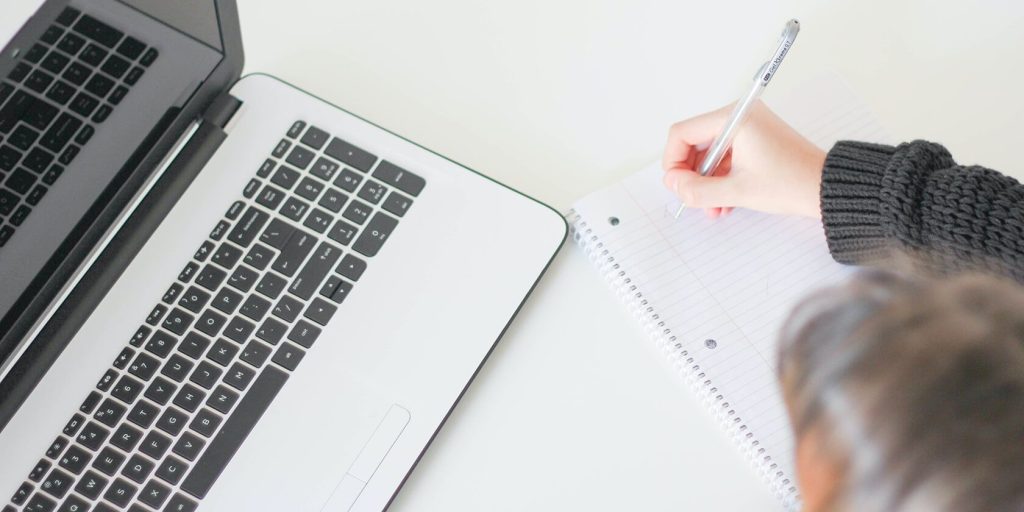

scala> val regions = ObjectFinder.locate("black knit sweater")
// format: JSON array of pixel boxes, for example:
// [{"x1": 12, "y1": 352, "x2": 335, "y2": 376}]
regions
[{"x1": 821, "y1": 140, "x2": 1024, "y2": 280}]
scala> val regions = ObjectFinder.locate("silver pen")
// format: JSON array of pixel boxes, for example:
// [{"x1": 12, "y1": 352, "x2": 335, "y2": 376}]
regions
[{"x1": 673, "y1": 19, "x2": 801, "y2": 219}]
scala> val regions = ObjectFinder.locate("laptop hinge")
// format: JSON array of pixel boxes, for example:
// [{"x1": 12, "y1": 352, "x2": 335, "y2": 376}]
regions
[{"x1": 203, "y1": 92, "x2": 243, "y2": 129}]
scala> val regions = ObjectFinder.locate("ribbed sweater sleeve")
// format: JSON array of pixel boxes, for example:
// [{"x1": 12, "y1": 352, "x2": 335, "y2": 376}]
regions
[{"x1": 821, "y1": 140, "x2": 1024, "y2": 280}]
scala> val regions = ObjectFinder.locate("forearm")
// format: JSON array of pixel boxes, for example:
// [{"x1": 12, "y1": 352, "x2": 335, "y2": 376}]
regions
[{"x1": 820, "y1": 140, "x2": 1024, "y2": 279}]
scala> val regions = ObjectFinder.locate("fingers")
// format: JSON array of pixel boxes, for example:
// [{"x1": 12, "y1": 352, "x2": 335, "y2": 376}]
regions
[
  {"x1": 661, "y1": 104, "x2": 734, "y2": 172},
  {"x1": 664, "y1": 169, "x2": 738, "y2": 209}
]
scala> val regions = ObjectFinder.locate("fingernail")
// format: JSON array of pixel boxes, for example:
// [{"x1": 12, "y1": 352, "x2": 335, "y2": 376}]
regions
[{"x1": 664, "y1": 172, "x2": 678, "y2": 191}]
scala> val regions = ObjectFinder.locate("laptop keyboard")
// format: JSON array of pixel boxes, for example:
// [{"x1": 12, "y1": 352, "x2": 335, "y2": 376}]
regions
[
  {"x1": 5, "y1": 120, "x2": 424, "y2": 512},
  {"x1": 0, "y1": 6, "x2": 158, "y2": 248}
]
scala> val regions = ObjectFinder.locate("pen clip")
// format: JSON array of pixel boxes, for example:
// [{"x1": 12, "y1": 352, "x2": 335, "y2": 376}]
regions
[{"x1": 758, "y1": 19, "x2": 800, "y2": 86}]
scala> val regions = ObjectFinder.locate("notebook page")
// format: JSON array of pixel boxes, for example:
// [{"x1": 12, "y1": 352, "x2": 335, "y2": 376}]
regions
[{"x1": 571, "y1": 73, "x2": 892, "y2": 501}]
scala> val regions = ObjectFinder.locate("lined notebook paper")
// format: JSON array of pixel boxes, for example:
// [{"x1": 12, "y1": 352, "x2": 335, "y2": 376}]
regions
[{"x1": 568, "y1": 74, "x2": 892, "y2": 509}]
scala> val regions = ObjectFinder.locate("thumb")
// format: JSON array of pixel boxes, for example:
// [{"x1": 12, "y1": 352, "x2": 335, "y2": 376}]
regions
[{"x1": 663, "y1": 169, "x2": 738, "y2": 209}]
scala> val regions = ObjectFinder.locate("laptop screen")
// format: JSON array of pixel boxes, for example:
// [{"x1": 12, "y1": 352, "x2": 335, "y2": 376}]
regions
[{"x1": 0, "y1": 0, "x2": 229, "y2": 372}]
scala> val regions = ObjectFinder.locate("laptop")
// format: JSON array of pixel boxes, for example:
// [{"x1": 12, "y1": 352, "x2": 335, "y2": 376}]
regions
[{"x1": 0, "y1": 1, "x2": 566, "y2": 510}]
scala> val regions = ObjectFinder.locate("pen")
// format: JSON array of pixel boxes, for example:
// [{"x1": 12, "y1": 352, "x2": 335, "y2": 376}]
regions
[{"x1": 673, "y1": 19, "x2": 801, "y2": 219}]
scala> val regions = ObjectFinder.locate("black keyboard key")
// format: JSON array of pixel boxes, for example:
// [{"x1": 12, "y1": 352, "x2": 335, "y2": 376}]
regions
[
  {"x1": 57, "y1": 32, "x2": 86, "y2": 55},
  {"x1": 75, "y1": 470, "x2": 108, "y2": 500},
  {"x1": 91, "y1": 104, "x2": 112, "y2": 122},
  {"x1": 299, "y1": 125, "x2": 329, "y2": 150},
  {"x1": 76, "y1": 422, "x2": 109, "y2": 451},
  {"x1": 110, "y1": 374, "x2": 144, "y2": 403},
  {"x1": 211, "y1": 243, "x2": 243, "y2": 270},
  {"x1": 23, "y1": 147, "x2": 54, "y2": 173},
  {"x1": 178, "y1": 261, "x2": 199, "y2": 283},
  {"x1": 207, "y1": 338, "x2": 239, "y2": 367},
  {"x1": 270, "y1": 165, "x2": 300, "y2": 190},
  {"x1": 227, "y1": 265, "x2": 258, "y2": 293},
  {"x1": 285, "y1": 145, "x2": 314, "y2": 170},
  {"x1": 29, "y1": 459, "x2": 52, "y2": 482},
  {"x1": 127, "y1": 399, "x2": 160, "y2": 428},
  {"x1": 337, "y1": 253, "x2": 366, "y2": 281},
  {"x1": 41, "y1": 467, "x2": 74, "y2": 499},
  {"x1": 178, "y1": 332, "x2": 211, "y2": 359},
  {"x1": 295, "y1": 177, "x2": 323, "y2": 201},
  {"x1": 173, "y1": 432, "x2": 206, "y2": 462},
  {"x1": 103, "y1": 478, "x2": 137, "y2": 507},
  {"x1": 0, "y1": 81, "x2": 10, "y2": 103},
  {"x1": 8, "y1": 62, "x2": 31, "y2": 84},
  {"x1": 238, "y1": 294, "x2": 271, "y2": 322},
  {"x1": 327, "y1": 219, "x2": 358, "y2": 246},
  {"x1": 26, "y1": 185, "x2": 48, "y2": 205},
  {"x1": 331, "y1": 278, "x2": 354, "y2": 304},
  {"x1": 255, "y1": 183, "x2": 286, "y2": 209},
  {"x1": 123, "y1": 66, "x2": 144, "y2": 85},
  {"x1": 80, "y1": 43, "x2": 108, "y2": 66},
  {"x1": 302, "y1": 207, "x2": 332, "y2": 233},
  {"x1": 84, "y1": 73, "x2": 114, "y2": 97},
  {"x1": 42, "y1": 25, "x2": 64, "y2": 44},
  {"x1": 93, "y1": 398, "x2": 126, "y2": 427},
  {"x1": 255, "y1": 317, "x2": 287, "y2": 345},
  {"x1": 334, "y1": 167, "x2": 362, "y2": 192},
  {"x1": 289, "y1": 242, "x2": 342, "y2": 300},
  {"x1": 173, "y1": 384, "x2": 206, "y2": 413},
  {"x1": 239, "y1": 340, "x2": 271, "y2": 368},
  {"x1": 324, "y1": 137, "x2": 376, "y2": 172},
  {"x1": 166, "y1": 493, "x2": 198, "y2": 512},
  {"x1": 195, "y1": 309, "x2": 227, "y2": 337},
  {"x1": 206, "y1": 385, "x2": 239, "y2": 414},
  {"x1": 92, "y1": 447, "x2": 125, "y2": 476},
  {"x1": 128, "y1": 351, "x2": 160, "y2": 380},
  {"x1": 286, "y1": 120, "x2": 305, "y2": 138},
  {"x1": 60, "y1": 492, "x2": 91, "y2": 511},
  {"x1": 224, "y1": 362, "x2": 255, "y2": 391},
  {"x1": 256, "y1": 158, "x2": 275, "y2": 178},
  {"x1": 110, "y1": 423, "x2": 144, "y2": 452},
  {"x1": 115, "y1": 36, "x2": 145, "y2": 58},
  {"x1": 96, "y1": 369, "x2": 117, "y2": 391},
  {"x1": 139, "y1": 479, "x2": 172, "y2": 509},
  {"x1": 75, "y1": 123, "x2": 95, "y2": 145},
  {"x1": 190, "y1": 360, "x2": 222, "y2": 390},
  {"x1": 319, "y1": 275, "x2": 341, "y2": 300},
  {"x1": 242, "y1": 177, "x2": 260, "y2": 198},
  {"x1": 271, "y1": 138, "x2": 290, "y2": 158},
  {"x1": 57, "y1": 444, "x2": 91, "y2": 475},
  {"x1": 156, "y1": 407, "x2": 189, "y2": 436},
  {"x1": 108, "y1": 85, "x2": 127, "y2": 105},
  {"x1": 56, "y1": 6, "x2": 80, "y2": 25},
  {"x1": 341, "y1": 199, "x2": 371, "y2": 225},
  {"x1": 189, "y1": 408, "x2": 222, "y2": 438},
  {"x1": 45, "y1": 437, "x2": 69, "y2": 459},
  {"x1": 227, "y1": 206, "x2": 268, "y2": 248},
  {"x1": 272, "y1": 295, "x2": 302, "y2": 323},
  {"x1": 357, "y1": 179, "x2": 388, "y2": 205},
  {"x1": 318, "y1": 187, "x2": 348, "y2": 213},
  {"x1": 353, "y1": 212, "x2": 399, "y2": 257},
  {"x1": 289, "y1": 320, "x2": 322, "y2": 349},
  {"x1": 373, "y1": 160, "x2": 426, "y2": 196},
  {"x1": 144, "y1": 329, "x2": 177, "y2": 358},
  {"x1": 0, "y1": 225, "x2": 14, "y2": 246},
  {"x1": 24, "y1": 100, "x2": 59, "y2": 131},
  {"x1": 259, "y1": 217, "x2": 293, "y2": 249},
  {"x1": 279, "y1": 196, "x2": 309, "y2": 222},
  {"x1": 162, "y1": 282, "x2": 184, "y2": 304},
  {"x1": 139, "y1": 47, "x2": 159, "y2": 67},
  {"x1": 255, "y1": 272, "x2": 286, "y2": 300},
  {"x1": 0, "y1": 90, "x2": 34, "y2": 133},
  {"x1": 11, "y1": 482, "x2": 33, "y2": 505},
  {"x1": 111, "y1": 347, "x2": 134, "y2": 371},
  {"x1": 272, "y1": 342, "x2": 305, "y2": 371},
  {"x1": 69, "y1": 92, "x2": 98, "y2": 117},
  {"x1": 195, "y1": 264, "x2": 227, "y2": 291},
  {"x1": 80, "y1": 390, "x2": 103, "y2": 414},
  {"x1": 272, "y1": 228, "x2": 316, "y2": 277},
  {"x1": 0, "y1": 145, "x2": 21, "y2": 170},
  {"x1": 243, "y1": 243, "x2": 274, "y2": 271},
  {"x1": 57, "y1": 144, "x2": 78, "y2": 165},
  {"x1": 161, "y1": 308, "x2": 194, "y2": 336},
  {"x1": 145, "y1": 303, "x2": 167, "y2": 325},
  {"x1": 10, "y1": 125, "x2": 40, "y2": 151},
  {"x1": 143, "y1": 377, "x2": 177, "y2": 407},
  {"x1": 45, "y1": 80, "x2": 75, "y2": 105},
  {"x1": 7, "y1": 167, "x2": 37, "y2": 193},
  {"x1": 40, "y1": 52, "x2": 70, "y2": 74},
  {"x1": 212, "y1": 287, "x2": 243, "y2": 315},
  {"x1": 162, "y1": 353, "x2": 194, "y2": 382},
  {"x1": 190, "y1": 239, "x2": 213, "y2": 263},
  {"x1": 73, "y1": 15, "x2": 124, "y2": 48},
  {"x1": 10, "y1": 204, "x2": 32, "y2": 226},
  {"x1": 180, "y1": 366, "x2": 287, "y2": 498},
  {"x1": 25, "y1": 44, "x2": 48, "y2": 64},
  {"x1": 310, "y1": 156, "x2": 340, "y2": 181},
  {"x1": 40, "y1": 113, "x2": 82, "y2": 152},
  {"x1": 25, "y1": 493, "x2": 56, "y2": 511},
  {"x1": 61, "y1": 62, "x2": 90, "y2": 86},
  {"x1": 178, "y1": 286, "x2": 210, "y2": 313}
]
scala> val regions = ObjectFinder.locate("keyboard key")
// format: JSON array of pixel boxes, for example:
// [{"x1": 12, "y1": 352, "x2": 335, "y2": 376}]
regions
[
  {"x1": 84, "y1": 73, "x2": 114, "y2": 97},
  {"x1": 285, "y1": 145, "x2": 314, "y2": 169},
  {"x1": 156, "y1": 407, "x2": 189, "y2": 436},
  {"x1": 206, "y1": 385, "x2": 239, "y2": 414},
  {"x1": 92, "y1": 447, "x2": 125, "y2": 476},
  {"x1": 110, "y1": 374, "x2": 144, "y2": 403},
  {"x1": 162, "y1": 282, "x2": 184, "y2": 304},
  {"x1": 299, "y1": 125, "x2": 329, "y2": 150},
  {"x1": 69, "y1": 92, "x2": 98, "y2": 117},
  {"x1": 353, "y1": 212, "x2": 399, "y2": 257},
  {"x1": 357, "y1": 179, "x2": 388, "y2": 205},
  {"x1": 26, "y1": 185, "x2": 48, "y2": 205},
  {"x1": 255, "y1": 272, "x2": 286, "y2": 300},
  {"x1": 289, "y1": 242, "x2": 342, "y2": 300},
  {"x1": 373, "y1": 160, "x2": 426, "y2": 196},
  {"x1": 259, "y1": 217, "x2": 293, "y2": 249},
  {"x1": 287, "y1": 320, "x2": 321, "y2": 349},
  {"x1": 242, "y1": 177, "x2": 260, "y2": 198},
  {"x1": 10, "y1": 125, "x2": 40, "y2": 151},
  {"x1": 0, "y1": 145, "x2": 21, "y2": 171},
  {"x1": 327, "y1": 219, "x2": 358, "y2": 246},
  {"x1": 57, "y1": 144, "x2": 79, "y2": 165},
  {"x1": 80, "y1": 390, "x2": 103, "y2": 414},
  {"x1": 272, "y1": 342, "x2": 305, "y2": 371},
  {"x1": 24, "y1": 100, "x2": 59, "y2": 131},
  {"x1": 243, "y1": 243, "x2": 274, "y2": 271},
  {"x1": 161, "y1": 308, "x2": 194, "y2": 336},
  {"x1": 331, "y1": 278, "x2": 353, "y2": 304},
  {"x1": 116, "y1": 36, "x2": 145, "y2": 59},
  {"x1": 195, "y1": 264, "x2": 227, "y2": 291},
  {"x1": 45, "y1": 80, "x2": 75, "y2": 105},
  {"x1": 7, "y1": 62, "x2": 31, "y2": 84},
  {"x1": 41, "y1": 25, "x2": 64, "y2": 44},
  {"x1": 337, "y1": 253, "x2": 366, "y2": 281},
  {"x1": 211, "y1": 287, "x2": 243, "y2": 315},
  {"x1": 61, "y1": 62, "x2": 90, "y2": 86},
  {"x1": 22, "y1": 147, "x2": 53, "y2": 174},
  {"x1": 178, "y1": 332, "x2": 211, "y2": 359},
  {"x1": 271, "y1": 139, "x2": 290, "y2": 158},
  {"x1": 270, "y1": 165, "x2": 300, "y2": 190},
  {"x1": 73, "y1": 15, "x2": 124, "y2": 48},
  {"x1": 272, "y1": 228, "x2": 316, "y2": 277},
  {"x1": 92, "y1": 398, "x2": 126, "y2": 427},
  {"x1": 29, "y1": 459, "x2": 52, "y2": 482},
  {"x1": 173, "y1": 432, "x2": 206, "y2": 462},
  {"x1": 256, "y1": 158, "x2": 275, "y2": 178},
  {"x1": 272, "y1": 295, "x2": 302, "y2": 323},
  {"x1": 285, "y1": 120, "x2": 306, "y2": 138},
  {"x1": 302, "y1": 207, "x2": 332, "y2": 233},
  {"x1": 178, "y1": 261, "x2": 200, "y2": 283},
  {"x1": 255, "y1": 317, "x2": 287, "y2": 345},
  {"x1": 319, "y1": 275, "x2": 341, "y2": 299},
  {"x1": 76, "y1": 422, "x2": 109, "y2": 451},
  {"x1": 255, "y1": 184, "x2": 286, "y2": 209},
  {"x1": 0, "y1": 225, "x2": 14, "y2": 246},
  {"x1": 127, "y1": 399, "x2": 160, "y2": 428},
  {"x1": 143, "y1": 377, "x2": 177, "y2": 407},
  {"x1": 341, "y1": 199, "x2": 371, "y2": 225},
  {"x1": 40, "y1": 113, "x2": 82, "y2": 152},
  {"x1": 9, "y1": 204, "x2": 31, "y2": 226},
  {"x1": 161, "y1": 353, "x2": 194, "y2": 382},
  {"x1": 139, "y1": 47, "x2": 159, "y2": 67},
  {"x1": 310, "y1": 156, "x2": 339, "y2": 181},
  {"x1": 7, "y1": 167, "x2": 37, "y2": 193},
  {"x1": 144, "y1": 329, "x2": 177, "y2": 358},
  {"x1": 211, "y1": 243, "x2": 242, "y2": 270},
  {"x1": 25, "y1": 44, "x2": 48, "y2": 64},
  {"x1": 189, "y1": 408, "x2": 222, "y2": 438},
  {"x1": 180, "y1": 366, "x2": 288, "y2": 499},
  {"x1": 207, "y1": 338, "x2": 239, "y2": 367},
  {"x1": 57, "y1": 32, "x2": 85, "y2": 55},
  {"x1": 45, "y1": 437, "x2": 69, "y2": 459},
  {"x1": 139, "y1": 479, "x2": 172, "y2": 509},
  {"x1": 25, "y1": 493, "x2": 56, "y2": 511},
  {"x1": 57, "y1": 444, "x2": 91, "y2": 475},
  {"x1": 145, "y1": 303, "x2": 167, "y2": 325},
  {"x1": 173, "y1": 384, "x2": 206, "y2": 413},
  {"x1": 74, "y1": 470, "x2": 108, "y2": 500},
  {"x1": 91, "y1": 104, "x2": 112, "y2": 122},
  {"x1": 189, "y1": 360, "x2": 222, "y2": 390},
  {"x1": 110, "y1": 423, "x2": 144, "y2": 452},
  {"x1": 304, "y1": 298, "x2": 337, "y2": 326},
  {"x1": 41, "y1": 467, "x2": 73, "y2": 498},
  {"x1": 40, "y1": 51, "x2": 70, "y2": 74},
  {"x1": 178, "y1": 286, "x2": 210, "y2": 313},
  {"x1": 318, "y1": 187, "x2": 348, "y2": 213},
  {"x1": 280, "y1": 196, "x2": 309, "y2": 222},
  {"x1": 103, "y1": 478, "x2": 137, "y2": 508},
  {"x1": 238, "y1": 294, "x2": 271, "y2": 322},
  {"x1": 224, "y1": 362, "x2": 256, "y2": 391},
  {"x1": 324, "y1": 137, "x2": 376, "y2": 172},
  {"x1": 227, "y1": 265, "x2": 258, "y2": 292},
  {"x1": 111, "y1": 347, "x2": 134, "y2": 371},
  {"x1": 334, "y1": 167, "x2": 362, "y2": 192},
  {"x1": 127, "y1": 351, "x2": 159, "y2": 380},
  {"x1": 108, "y1": 85, "x2": 127, "y2": 105},
  {"x1": 239, "y1": 340, "x2": 272, "y2": 368},
  {"x1": 295, "y1": 177, "x2": 323, "y2": 201},
  {"x1": 80, "y1": 43, "x2": 108, "y2": 66},
  {"x1": 96, "y1": 369, "x2": 117, "y2": 391}
]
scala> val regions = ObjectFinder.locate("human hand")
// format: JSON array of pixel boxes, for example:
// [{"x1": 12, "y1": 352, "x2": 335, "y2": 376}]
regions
[{"x1": 662, "y1": 101, "x2": 826, "y2": 219}]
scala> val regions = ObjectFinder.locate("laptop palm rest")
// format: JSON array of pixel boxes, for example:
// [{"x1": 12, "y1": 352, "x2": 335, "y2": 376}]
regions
[{"x1": 323, "y1": 404, "x2": 411, "y2": 511}]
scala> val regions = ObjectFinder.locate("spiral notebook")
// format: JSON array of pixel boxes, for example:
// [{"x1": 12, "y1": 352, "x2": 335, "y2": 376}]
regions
[{"x1": 568, "y1": 75, "x2": 892, "y2": 509}]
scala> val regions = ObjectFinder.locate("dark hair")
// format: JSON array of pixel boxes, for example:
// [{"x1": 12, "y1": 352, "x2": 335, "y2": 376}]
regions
[{"x1": 779, "y1": 270, "x2": 1024, "y2": 511}]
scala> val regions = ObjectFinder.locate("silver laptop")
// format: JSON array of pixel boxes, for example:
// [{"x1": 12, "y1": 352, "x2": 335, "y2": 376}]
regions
[{"x1": 0, "y1": 1, "x2": 566, "y2": 510}]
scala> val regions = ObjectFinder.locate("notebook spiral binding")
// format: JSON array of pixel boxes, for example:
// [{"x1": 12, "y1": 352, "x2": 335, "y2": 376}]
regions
[{"x1": 567, "y1": 210, "x2": 800, "y2": 510}]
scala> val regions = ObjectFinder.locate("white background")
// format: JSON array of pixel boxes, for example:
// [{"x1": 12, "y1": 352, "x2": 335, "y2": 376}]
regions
[{"x1": 7, "y1": 1, "x2": 1024, "y2": 510}]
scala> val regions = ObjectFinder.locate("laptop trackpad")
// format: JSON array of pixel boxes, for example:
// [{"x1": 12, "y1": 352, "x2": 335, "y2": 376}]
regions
[{"x1": 323, "y1": 404, "x2": 411, "y2": 511}]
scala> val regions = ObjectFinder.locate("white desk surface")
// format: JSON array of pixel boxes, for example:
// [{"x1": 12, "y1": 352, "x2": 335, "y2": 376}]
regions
[{"x1": 7, "y1": 1, "x2": 1024, "y2": 510}]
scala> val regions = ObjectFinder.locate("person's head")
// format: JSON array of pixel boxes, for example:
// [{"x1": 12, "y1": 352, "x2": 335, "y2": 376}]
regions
[{"x1": 779, "y1": 270, "x2": 1024, "y2": 512}]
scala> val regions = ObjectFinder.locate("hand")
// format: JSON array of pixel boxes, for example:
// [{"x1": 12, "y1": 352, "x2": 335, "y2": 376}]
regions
[{"x1": 662, "y1": 101, "x2": 826, "y2": 219}]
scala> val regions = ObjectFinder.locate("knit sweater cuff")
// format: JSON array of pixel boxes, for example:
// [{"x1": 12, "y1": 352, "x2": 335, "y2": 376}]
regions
[{"x1": 820, "y1": 141, "x2": 899, "y2": 264}]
